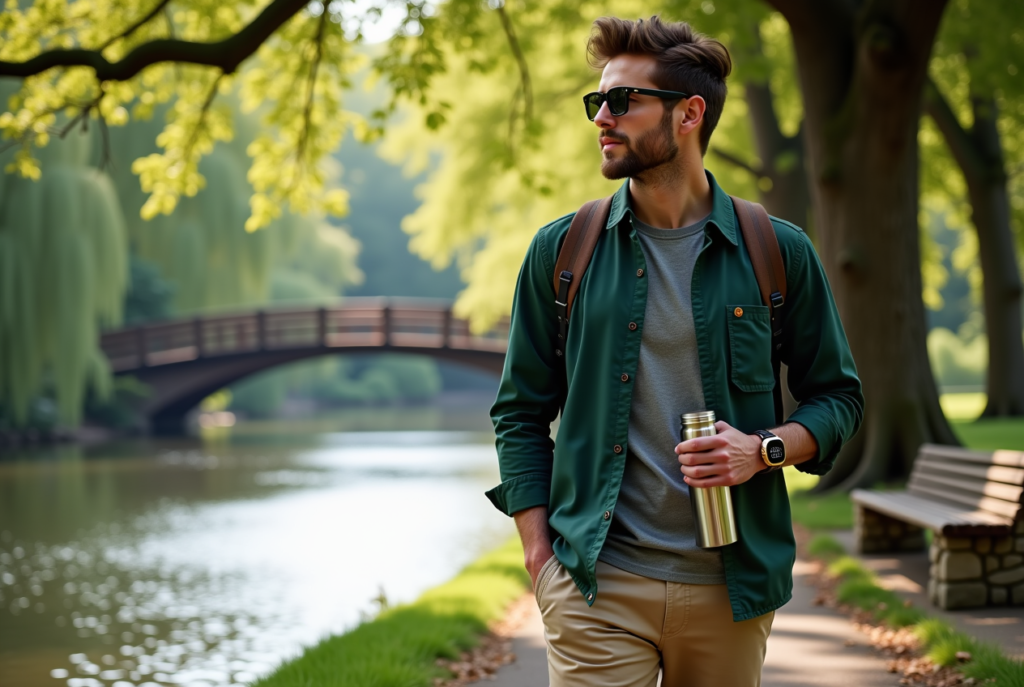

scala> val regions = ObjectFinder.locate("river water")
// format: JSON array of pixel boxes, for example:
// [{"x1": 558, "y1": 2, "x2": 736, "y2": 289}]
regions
[{"x1": 0, "y1": 408, "x2": 514, "y2": 687}]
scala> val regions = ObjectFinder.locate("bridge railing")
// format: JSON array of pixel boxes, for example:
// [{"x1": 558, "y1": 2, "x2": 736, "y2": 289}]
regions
[{"x1": 100, "y1": 300, "x2": 510, "y2": 372}]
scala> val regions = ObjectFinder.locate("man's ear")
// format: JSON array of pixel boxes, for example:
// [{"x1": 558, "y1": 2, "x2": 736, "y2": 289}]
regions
[{"x1": 677, "y1": 95, "x2": 706, "y2": 138}]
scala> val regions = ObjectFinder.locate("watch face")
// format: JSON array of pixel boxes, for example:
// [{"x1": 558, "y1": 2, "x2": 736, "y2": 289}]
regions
[{"x1": 765, "y1": 438, "x2": 785, "y2": 465}]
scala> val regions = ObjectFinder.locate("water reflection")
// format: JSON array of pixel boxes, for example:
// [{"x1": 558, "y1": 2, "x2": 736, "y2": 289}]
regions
[{"x1": 0, "y1": 425, "x2": 510, "y2": 687}]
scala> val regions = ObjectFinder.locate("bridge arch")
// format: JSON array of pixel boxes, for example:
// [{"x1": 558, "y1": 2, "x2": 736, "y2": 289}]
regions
[{"x1": 100, "y1": 299, "x2": 508, "y2": 434}]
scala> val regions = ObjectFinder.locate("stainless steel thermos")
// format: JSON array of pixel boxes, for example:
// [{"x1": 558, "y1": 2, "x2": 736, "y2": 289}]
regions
[{"x1": 680, "y1": 411, "x2": 739, "y2": 548}]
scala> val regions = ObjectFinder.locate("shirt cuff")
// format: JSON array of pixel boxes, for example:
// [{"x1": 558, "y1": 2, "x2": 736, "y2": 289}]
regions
[
  {"x1": 786, "y1": 405, "x2": 842, "y2": 476},
  {"x1": 485, "y1": 473, "x2": 551, "y2": 516}
]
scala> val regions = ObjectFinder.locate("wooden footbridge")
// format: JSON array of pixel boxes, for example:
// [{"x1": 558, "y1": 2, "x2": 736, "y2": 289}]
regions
[{"x1": 100, "y1": 299, "x2": 509, "y2": 434}]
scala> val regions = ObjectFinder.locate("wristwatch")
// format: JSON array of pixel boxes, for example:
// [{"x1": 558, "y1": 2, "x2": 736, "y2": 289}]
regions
[{"x1": 754, "y1": 430, "x2": 786, "y2": 471}]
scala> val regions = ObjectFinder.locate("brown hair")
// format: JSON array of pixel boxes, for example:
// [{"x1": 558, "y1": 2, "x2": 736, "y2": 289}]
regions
[{"x1": 587, "y1": 16, "x2": 732, "y2": 155}]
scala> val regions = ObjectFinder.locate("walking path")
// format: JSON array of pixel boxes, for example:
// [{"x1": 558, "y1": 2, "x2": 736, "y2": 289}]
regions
[
  {"x1": 488, "y1": 556, "x2": 895, "y2": 687},
  {"x1": 831, "y1": 529, "x2": 1024, "y2": 658}
]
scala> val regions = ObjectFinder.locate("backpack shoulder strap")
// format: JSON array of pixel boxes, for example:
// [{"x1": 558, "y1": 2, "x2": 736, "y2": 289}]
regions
[
  {"x1": 552, "y1": 196, "x2": 613, "y2": 358},
  {"x1": 731, "y1": 195, "x2": 788, "y2": 422},
  {"x1": 730, "y1": 196, "x2": 787, "y2": 336}
]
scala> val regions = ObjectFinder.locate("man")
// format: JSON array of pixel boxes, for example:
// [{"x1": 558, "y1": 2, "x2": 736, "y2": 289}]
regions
[{"x1": 485, "y1": 15, "x2": 863, "y2": 687}]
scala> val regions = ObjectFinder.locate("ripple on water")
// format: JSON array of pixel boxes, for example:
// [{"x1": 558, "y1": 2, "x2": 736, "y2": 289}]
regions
[{"x1": 0, "y1": 435, "x2": 511, "y2": 687}]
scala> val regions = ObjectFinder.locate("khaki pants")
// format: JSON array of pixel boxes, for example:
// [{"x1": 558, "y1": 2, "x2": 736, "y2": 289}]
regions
[{"x1": 534, "y1": 558, "x2": 774, "y2": 687}]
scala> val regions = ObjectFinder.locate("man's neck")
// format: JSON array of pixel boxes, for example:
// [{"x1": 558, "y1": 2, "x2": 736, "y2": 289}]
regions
[{"x1": 628, "y1": 161, "x2": 713, "y2": 230}]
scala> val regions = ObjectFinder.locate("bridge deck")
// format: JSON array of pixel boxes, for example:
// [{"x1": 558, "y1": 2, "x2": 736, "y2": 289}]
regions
[{"x1": 101, "y1": 300, "x2": 510, "y2": 373}]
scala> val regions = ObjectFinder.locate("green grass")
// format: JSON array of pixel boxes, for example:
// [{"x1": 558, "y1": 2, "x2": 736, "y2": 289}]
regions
[
  {"x1": 811, "y1": 535, "x2": 1024, "y2": 685},
  {"x1": 785, "y1": 466, "x2": 855, "y2": 530},
  {"x1": 953, "y1": 418, "x2": 1024, "y2": 452},
  {"x1": 254, "y1": 538, "x2": 530, "y2": 687}
]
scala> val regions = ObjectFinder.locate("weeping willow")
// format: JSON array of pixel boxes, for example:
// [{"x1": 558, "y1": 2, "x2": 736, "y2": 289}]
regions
[{"x1": 0, "y1": 101, "x2": 128, "y2": 426}]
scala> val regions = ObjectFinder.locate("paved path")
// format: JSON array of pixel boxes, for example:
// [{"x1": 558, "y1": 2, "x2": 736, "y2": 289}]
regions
[
  {"x1": 488, "y1": 557, "x2": 895, "y2": 687},
  {"x1": 831, "y1": 529, "x2": 1024, "y2": 658}
]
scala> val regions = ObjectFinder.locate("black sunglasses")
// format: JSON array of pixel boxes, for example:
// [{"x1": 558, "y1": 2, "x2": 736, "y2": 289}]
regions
[{"x1": 583, "y1": 87, "x2": 691, "y2": 121}]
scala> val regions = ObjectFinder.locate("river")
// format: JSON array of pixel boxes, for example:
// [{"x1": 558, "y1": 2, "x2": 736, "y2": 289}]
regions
[{"x1": 0, "y1": 407, "x2": 514, "y2": 687}]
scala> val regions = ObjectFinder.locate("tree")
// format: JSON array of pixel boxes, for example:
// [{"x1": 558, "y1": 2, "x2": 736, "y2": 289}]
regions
[
  {"x1": 765, "y1": 0, "x2": 960, "y2": 490},
  {"x1": 923, "y1": 0, "x2": 1024, "y2": 417}
]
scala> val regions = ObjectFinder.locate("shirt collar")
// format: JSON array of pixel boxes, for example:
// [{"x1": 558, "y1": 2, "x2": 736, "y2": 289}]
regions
[{"x1": 605, "y1": 170, "x2": 739, "y2": 246}]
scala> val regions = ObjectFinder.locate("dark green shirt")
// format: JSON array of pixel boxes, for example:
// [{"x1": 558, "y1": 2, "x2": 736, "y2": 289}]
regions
[{"x1": 486, "y1": 173, "x2": 863, "y2": 621}]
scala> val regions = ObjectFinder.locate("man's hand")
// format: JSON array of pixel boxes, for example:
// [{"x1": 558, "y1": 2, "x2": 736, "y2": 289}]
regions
[
  {"x1": 676, "y1": 420, "x2": 764, "y2": 488},
  {"x1": 513, "y1": 505, "x2": 556, "y2": 589}
]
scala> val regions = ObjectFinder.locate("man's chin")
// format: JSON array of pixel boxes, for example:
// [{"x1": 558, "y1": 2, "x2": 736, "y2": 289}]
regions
[{"x1": 600, "y1": 160, "x2": 630, "y2": 180}]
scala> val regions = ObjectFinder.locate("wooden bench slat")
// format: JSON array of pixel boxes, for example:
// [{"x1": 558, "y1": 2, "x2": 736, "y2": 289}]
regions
[
  {"x1": 913, "y1": 458, "x2": 1024, "y2": 487},
  {"x1": 906, "y1": 482, "x2": 1021, "y2": 520},
  {"x1": 919, "y1": 444, "x2": 1024, "y2": 468},
  {"x1": 853, "y1": 490, "x2": 1008, "y2": 527},
  {"x1": 851, "y1": 489, "x2": 1013, "y2": 536},
  {"x1": 909, "y1": 472, "x2": 1024, "y2": 504}
]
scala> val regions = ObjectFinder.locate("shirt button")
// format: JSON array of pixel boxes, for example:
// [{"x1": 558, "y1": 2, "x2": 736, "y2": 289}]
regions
[
  {"x1": 734, "y1": 307, "x2": 744, "y2": 317},
  {"x1": 620, "y1": 373, "x2": 629, "y2": 382},
  {"x1": 628, "y1": 322, "x2": 638, "y2": 331},
  {"x1": 603, "y1": 510, "x2": 611, "y2": 520},
  {"x1": 636, "y1": 268, "x2": 645, "y2": 278},
  {"x1": 587, "y1": 593, "x2": 594, "y2": 602},
  {"x1": 613, "y1": 444, "x2": 623, "y2": 454}
]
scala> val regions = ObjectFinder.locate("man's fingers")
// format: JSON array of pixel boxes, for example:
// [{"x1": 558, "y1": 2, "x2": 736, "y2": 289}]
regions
[
  {"x1": 677, "y1": 449, "x2": 727, "y2": 466},
  {"x1": 679, "y1": 462, "x2": 725, "y2": 478},
  {"x1": 675, "y1": 434, "x2": 726, "y2": 454}
]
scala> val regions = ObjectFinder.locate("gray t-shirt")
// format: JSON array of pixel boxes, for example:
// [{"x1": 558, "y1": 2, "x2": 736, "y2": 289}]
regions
[{"x1": 598, "y1": 211, "x2": 726, "y2": 584}]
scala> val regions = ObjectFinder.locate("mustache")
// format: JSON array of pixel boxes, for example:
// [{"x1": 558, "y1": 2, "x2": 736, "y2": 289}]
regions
[{"x1": 601, "y1": 130, "x2": 629, "y2": 145}]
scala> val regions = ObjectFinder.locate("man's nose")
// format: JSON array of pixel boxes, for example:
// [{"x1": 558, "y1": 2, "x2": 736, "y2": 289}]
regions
[{"x1": 594, "y1": 102, "x2": 615, "y2": 129}]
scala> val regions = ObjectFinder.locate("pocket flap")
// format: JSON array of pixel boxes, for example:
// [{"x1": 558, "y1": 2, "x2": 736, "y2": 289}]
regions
[{"x1": 726, "y1": 305, "x2": 775, "y2": 393}]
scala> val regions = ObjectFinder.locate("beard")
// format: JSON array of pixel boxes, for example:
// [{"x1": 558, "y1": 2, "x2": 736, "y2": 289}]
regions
[{"x1": 600, "y1": 108, "x2": 679, "y2": 181}]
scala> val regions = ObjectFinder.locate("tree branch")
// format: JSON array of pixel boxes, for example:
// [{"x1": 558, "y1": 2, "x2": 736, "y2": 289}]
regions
[
  {"x1": 181, "y1": 72, "x2": 224, "y2": 162},
  {"x1": 495, "y1": 4, "x2": 532, "y2": 126},
  {"x1": 924, "y1": 77, "x2": 987, "y2": 183},
  {"x1": 290, "y1": 10, "x2": 327, "y2": 193},
  {"x1": 0, "y1": 0, "x2": 308, "y2": 80},
  {"x1": 711, "y1": 148, "x2": 764, "y2": 178},
  {"x1": 98, "y1": 0, "x2": 174, "y2": 52}
]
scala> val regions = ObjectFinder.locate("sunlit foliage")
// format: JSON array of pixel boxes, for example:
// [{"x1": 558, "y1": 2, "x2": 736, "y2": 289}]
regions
[
  {"x1": 0, "y1": 0, "x2": 366, "y2": 231},
  {"x1": 382, "y1": 0, "x2": 771, "y2": 330},
  {"x1": 918, "y1": 0, "x2": 1024, "y2": 362}
]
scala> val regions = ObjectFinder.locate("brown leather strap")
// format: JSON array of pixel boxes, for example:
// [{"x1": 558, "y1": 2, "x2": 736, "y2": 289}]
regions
[
  {"x1": 731, "y1": 196, "x2": 787, "y2": 319},
  {"x1": 552, "y1": 196, "x2": 613, "y2": 320},
  {"x1": 732, "y1": 195, "x2": 787, "y2": 423}
]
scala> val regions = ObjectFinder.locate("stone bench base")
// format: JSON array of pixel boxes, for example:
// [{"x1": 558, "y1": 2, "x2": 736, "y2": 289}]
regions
[
  {"x1": 929, "y1": 526, "x2": 1024, "y2": 609},
  {"x1": 853, "y1": 505, "x2": 1024, "y2": 609},
  {"x1": 855, "y1": 506, "x2": 926, "y2": 553}
]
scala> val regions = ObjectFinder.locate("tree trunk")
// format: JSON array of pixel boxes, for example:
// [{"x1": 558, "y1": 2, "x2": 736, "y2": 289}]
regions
[
  {"x1": 926, "y1": 86, "x2": 1024, "y2": 417},
  {"x1": 769, "y1": 0, "x2": 958, "y2": 491},
  {"x1": 744, "y1": 81, "x2": 813, "y2": 234}
]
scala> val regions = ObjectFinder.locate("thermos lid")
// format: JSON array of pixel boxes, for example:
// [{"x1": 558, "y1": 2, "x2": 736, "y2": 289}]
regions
[{"x1": 680, "y1": 410, "x2": 716, "y2": 426}]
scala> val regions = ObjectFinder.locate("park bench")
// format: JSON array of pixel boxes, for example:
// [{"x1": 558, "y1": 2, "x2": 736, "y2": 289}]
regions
[{"x1": 850, "y1": 444, "x2": 1024, "y2": 610}]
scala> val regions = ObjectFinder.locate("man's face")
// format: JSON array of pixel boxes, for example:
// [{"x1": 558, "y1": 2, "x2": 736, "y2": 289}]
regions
[{"x1": 594, "y1": 54, "x2": 679, "y2": 180}]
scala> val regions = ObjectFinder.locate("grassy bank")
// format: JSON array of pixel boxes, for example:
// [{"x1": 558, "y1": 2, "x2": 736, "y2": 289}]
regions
[
  {"x1": 808, "y1": 534, "x2": 1024, "y2": 685},
  {"x1": 255, "y1": 538, "x2": 529, "y2": 687}
]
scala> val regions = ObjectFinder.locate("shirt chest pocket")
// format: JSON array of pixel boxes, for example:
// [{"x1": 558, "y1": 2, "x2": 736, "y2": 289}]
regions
[{"x1": 726, "y1": 305, "x2": 775, "y2": 392}]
